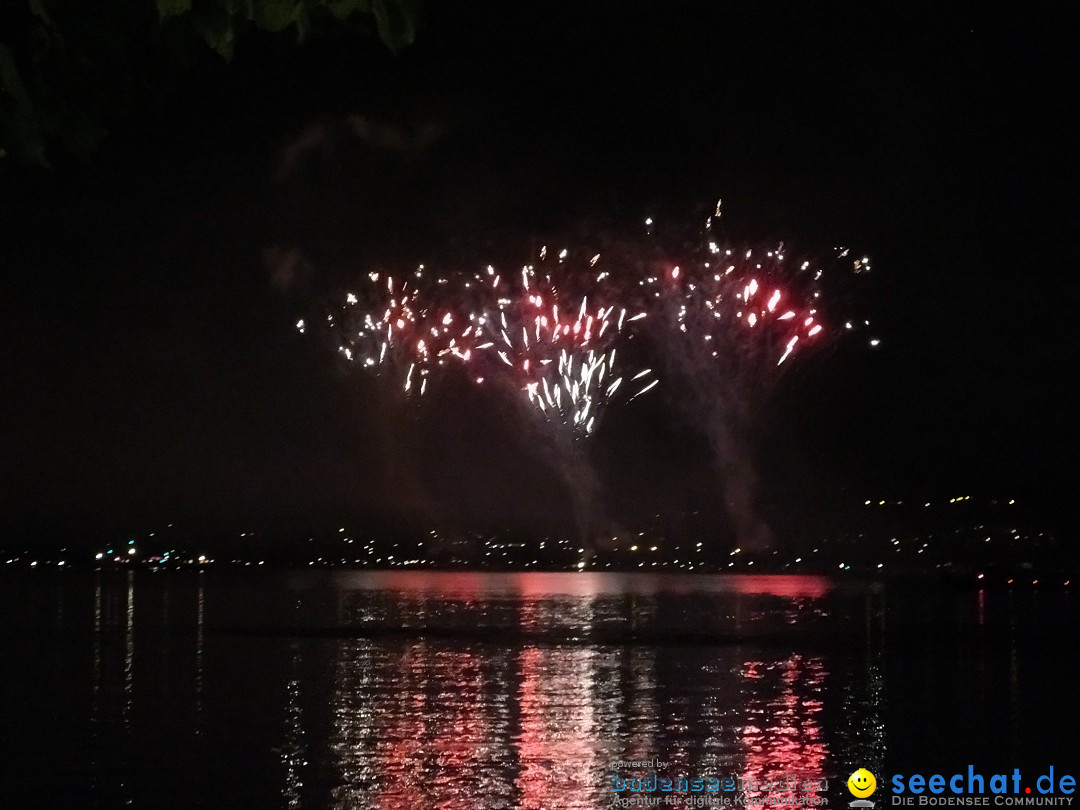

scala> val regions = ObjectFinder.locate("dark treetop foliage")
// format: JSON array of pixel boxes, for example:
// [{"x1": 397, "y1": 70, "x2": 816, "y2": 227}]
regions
[{"x1": 0, "y1": 0, "x2": 418, "y2": 167}]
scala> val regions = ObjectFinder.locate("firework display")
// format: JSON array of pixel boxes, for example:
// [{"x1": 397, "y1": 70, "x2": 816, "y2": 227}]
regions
[
  {"x1": 301, "y1": 266, "x2": 472, "y2": 397},
  {"x1": 299, "y1": 210, "x2": 873, "y2": 437},
  {"x1": 637, "y1": 238, "x2": 870, "y2": 398},
  {"x1": 311, "y1": 249, "x2": 654, "y2": 436}
]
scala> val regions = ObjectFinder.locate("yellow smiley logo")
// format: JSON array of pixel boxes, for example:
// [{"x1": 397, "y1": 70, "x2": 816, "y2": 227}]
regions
[{"x1": 848, "y1": 768, "x2": 877, "y2": 798}]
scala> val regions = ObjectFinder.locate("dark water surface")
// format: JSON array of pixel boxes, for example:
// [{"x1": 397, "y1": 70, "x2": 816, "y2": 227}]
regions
[{"x1": 0, "y1": 571, "x2": 1075, "y2": 808}]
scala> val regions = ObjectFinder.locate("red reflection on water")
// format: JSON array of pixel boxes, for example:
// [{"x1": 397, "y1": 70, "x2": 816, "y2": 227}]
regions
[
  {"x1": 365, "y1": 644, "x2": 496, "y2": 810},
  {"x1": 514, "y1": 601, "x2": 600, "y2": 810},
  {"x1": 325, "y1": 571, "x2": 838, "y2": 600},
  {"x1": 739, "y1": 654, "x2": 828, "y2": 800},
  {"x1": 731, "y1": 575, "x2": 834, "y2": 599},
  {"x1": 370, "y1": 644, "x2": 433, "y2": 810},
  {"x1": 516, "y1": 645, "x2": 555, "y2": 810},
  {"x1": 338, "y1": 600, "x2": 603, "y2": 810}
]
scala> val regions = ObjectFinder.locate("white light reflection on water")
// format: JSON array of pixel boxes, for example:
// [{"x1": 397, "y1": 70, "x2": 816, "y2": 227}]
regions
[
  {"x1": 124, "y1": 570, "x2": 135, "y2": 731},
  {"x1": 311, "y1": 573, "x2": 862, "y2": 809},
  {"x1": 20, "y1": 571, "x2": 1071, "y2": 808},
  {"x1": 282, "y1": 642, "x2": 306, "y2": 809}
]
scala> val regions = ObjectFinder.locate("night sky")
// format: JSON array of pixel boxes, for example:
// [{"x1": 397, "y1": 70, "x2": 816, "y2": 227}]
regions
[{"x1": 2, "y1": 2, "x2": 1077, "y2": 544}]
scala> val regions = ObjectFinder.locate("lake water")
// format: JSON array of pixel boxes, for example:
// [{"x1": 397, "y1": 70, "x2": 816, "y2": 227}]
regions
[{"x1": 0, "y1": 571, "x2": 1075, "y2": 808}]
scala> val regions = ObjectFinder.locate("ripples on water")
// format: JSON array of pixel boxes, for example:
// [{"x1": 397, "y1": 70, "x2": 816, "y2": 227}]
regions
[{"x1": 0, "y1": 571, "x2": 1074, "y2": 808}]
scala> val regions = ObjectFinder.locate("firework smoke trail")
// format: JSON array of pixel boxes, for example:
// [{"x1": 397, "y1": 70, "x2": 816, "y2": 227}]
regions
[
  {"x1": 297, "y1": 207, "x2": 869, "y2": 552},
  {"x1": 302, "y1": 264, "x2": 486, "y2": 528},
  {"x1": 466, "y1": 248, "x2": 654, "y2": 547},
  {"x1": 636, "y1": 211, "x2": 872, "y2": 552},
  {"x1": 306, "y1": 249, "x2": 656, "y2": 547}
]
